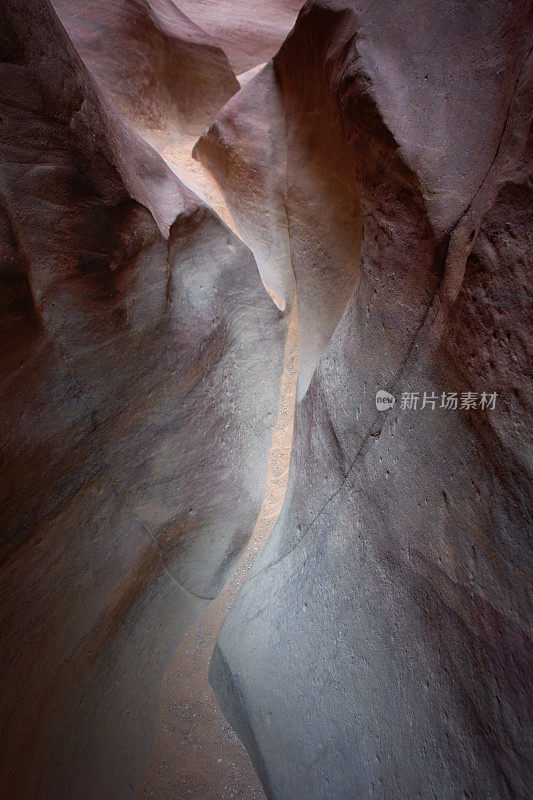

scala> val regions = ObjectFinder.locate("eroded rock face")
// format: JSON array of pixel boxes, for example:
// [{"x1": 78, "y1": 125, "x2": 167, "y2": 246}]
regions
[
  {"x1": 206, "y1": 1, "x2": 533, "y2": 798},
  {"x1": 0, "y1": 2, "x2": 285, "y2": 798},
  {"x1": 194, "y1": 51, "x2": 363, "y2": 396},
  {"x1": 195, "y1": 62, "x2": 296, "y2": 313},
  {"x1": 176, "y1": 0, "x2": 304, "y2": 74},
  {"x1": 51, "y1": 0, "x2": 240, "y2": 147}
]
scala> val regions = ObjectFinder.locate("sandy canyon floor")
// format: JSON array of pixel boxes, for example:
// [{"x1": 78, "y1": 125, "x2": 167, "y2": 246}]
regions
[{"x1": 136, "y1": 136, "x2": 299, "y2": 800}]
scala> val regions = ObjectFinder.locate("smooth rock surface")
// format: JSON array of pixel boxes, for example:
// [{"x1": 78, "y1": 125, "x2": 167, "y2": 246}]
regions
[
  {"x1": 51, "y1": 0, "x2": 240, "y2": 147},
  {"x1": 0, "y1": 2, "x2": 285, "y2": 798},
  {"x1": 195, "y1": 62, "x2": 297, "y2": 314},
  {"x1": 207, "y1": 1, "x2": 533, "y2": 798},
  {"x1": 176, "y1": 0, "x2": 304, "y2": 73},
  {"x1": 194, "y1": 52, "x2": 363, "y2": 395}
]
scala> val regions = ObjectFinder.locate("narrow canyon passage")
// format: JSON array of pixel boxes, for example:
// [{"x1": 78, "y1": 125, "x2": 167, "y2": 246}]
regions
[
  {"x1": 1, "y1": 3, "x2": 530, "y2": 799},
  {"x1": 137, "y1": 137, "x2": 300, "y2": 799}
]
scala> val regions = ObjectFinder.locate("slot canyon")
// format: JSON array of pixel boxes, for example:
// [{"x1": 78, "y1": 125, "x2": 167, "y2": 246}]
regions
[{"x1": 0, "y1": 1, "x2": 531, "y2": 799}]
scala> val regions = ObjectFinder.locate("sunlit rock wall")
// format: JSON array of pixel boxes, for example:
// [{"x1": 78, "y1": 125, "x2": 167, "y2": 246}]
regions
[
  {"x1": 51, "y1": 0, "x2": 240, "y2": 147},
  {"x1": 204, "y1": 1, "x2": 533, "y2": 797}
]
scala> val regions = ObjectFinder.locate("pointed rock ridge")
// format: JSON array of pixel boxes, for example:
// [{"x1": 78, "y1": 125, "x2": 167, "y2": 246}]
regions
[
  {"x1": 0, "y1": 1, "x2": 286, "y2": 798},
  {"x1": 194, "y1": 51, "x2": 363, "y2": 397},
  {"x1": 174, "y1": 0, "x2": 305, "y2": 74},
  {"x1": 195, "y1": 62, "x2": 298, "y2": 316},
  {"x1": 50, "y1": 0, "x2": 240, "y2": 148},
  {"x1": 207, "y1": 1, "x2": 533, "y2": 798}
]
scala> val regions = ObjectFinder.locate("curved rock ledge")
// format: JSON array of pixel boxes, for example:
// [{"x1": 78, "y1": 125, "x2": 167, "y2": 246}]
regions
[
  {"x1": 51, "y1": 0, "x2": 240, "y2": 147},
  {"x1": 175, "y1": 0, "x2": 304, "y2": 74}
]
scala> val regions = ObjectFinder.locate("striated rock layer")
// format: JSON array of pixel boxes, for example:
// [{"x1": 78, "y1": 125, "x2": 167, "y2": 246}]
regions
[
  {"x1": 0, "y1": 1, "x2": 285, "y2": 798},
  {"x1": 51, "y1": 0, "x2": 240, "y2": 147},
  {"x1": 202, "y1": 1, "x2": 533, "y2": 798}
]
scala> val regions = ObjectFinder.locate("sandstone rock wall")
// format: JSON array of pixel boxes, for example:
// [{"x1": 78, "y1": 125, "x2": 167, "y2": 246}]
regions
[
  {"x1": 0, "y1": 2, "x2": 285, "y2": 798},
  {"x1": 176, "y1": 0, "x2": 304, "y2": 74},
  {"x1": 204, "y1": 1, "x2": 533, "y2": 797},
  {"x1": 51, "y1": 0, "x2": 240, "y2": 147}
]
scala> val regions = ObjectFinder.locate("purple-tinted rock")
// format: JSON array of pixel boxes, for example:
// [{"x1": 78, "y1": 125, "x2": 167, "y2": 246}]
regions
[
  {"x1": 51, "y1": 0, "x2": 240, "y2": 146},
  {"x1": 0, "y1": 1, "x2": 285, "y2": 798},
  {"x1": 203, "y1": 1, "x2": 533, "y2": 798}
]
